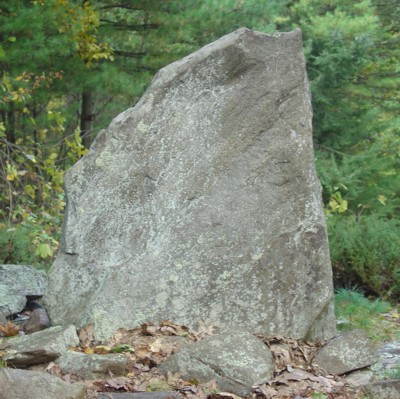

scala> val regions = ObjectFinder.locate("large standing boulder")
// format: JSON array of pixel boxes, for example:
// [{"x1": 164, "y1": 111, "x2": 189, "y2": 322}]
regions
[{"x1": 44, "y1": 28, "x2": 336, "y2": 341}]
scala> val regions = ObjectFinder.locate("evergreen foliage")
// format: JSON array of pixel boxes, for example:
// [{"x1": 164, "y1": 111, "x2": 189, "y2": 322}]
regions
[
  {"x1": 329, "y1": 215, "x2": 400, "y2": 300},
  {"x1": 0, "y1": 0, "x2": 399, "y2": 300}
]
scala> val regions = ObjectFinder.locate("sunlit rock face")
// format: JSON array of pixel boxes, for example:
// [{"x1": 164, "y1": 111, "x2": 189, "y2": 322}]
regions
[{"x1": 44, "y1": 28, "x2": 336, "y2": 341}]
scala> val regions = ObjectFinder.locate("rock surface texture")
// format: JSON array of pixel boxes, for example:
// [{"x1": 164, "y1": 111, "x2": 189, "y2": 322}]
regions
[
  {"x1": 160, "y1": 331, "x2": 274, "y2": 396},
  {"x1": 44, "y1": 28, "x2": 335, "y2": 341},
  {"x1": 56, "y1": 351, "x2": 128, "y2": 379},
  {"x1": 0, "y1": 368, "x2": 85, "y2": 399},
  {"x1": 361, "y1": 380, "x2": 400, "y2": 399},
  {"x1": 315, "y1": 330, "x2": 377, "y2": 375},
  {"x1": 1, "y1": 324, "x2": 79, "y2": 367}
]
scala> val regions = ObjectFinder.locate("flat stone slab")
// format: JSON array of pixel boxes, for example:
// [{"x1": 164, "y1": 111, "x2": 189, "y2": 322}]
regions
[
  {"x1": 361, "y1": 380, "x2": 400, "y2": 399},
  {"x1": 0, "y1": 368, "x2": 85, "y2": 399},
  {"x1": 371, "y1": 341, "x2": 400, "y2": 379},
  {"x1": 44, "y1": 28, "x2": 335, "y2": 342},
  {"x1": 315, "y1": 330, "x2": 377, "y2": 375},
  {"x1": 0, "y1": 264, "x2": 47, "y2": 323},
  {"x1": 345, "y1": 340, "x2": 400, "y2": 386},
  {"x1": 56, "y1": 350, "x2": 128, "y2": 379},
  {"x1": 159, "y1": 330, "x2": 274, "y2": 396},
  {"x1": 1, "y1": 324, "x2": 79, "y2": 367}
]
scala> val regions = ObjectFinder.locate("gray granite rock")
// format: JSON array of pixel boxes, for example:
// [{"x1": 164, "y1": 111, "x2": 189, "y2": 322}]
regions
[
  {"x1": 24, "y1": 304, "x2": 51, "y2": 333},
  {"x1": 44, "y1": 28, "x2": 335, "y2": 341},
  {"x1": 56, "y1": 350, "x2": 128, "y2": 379},
  {"x1": 0, "y1": 264, "x2": 47, "y2": 323},
  {"x1": 1, "y1": 324, "x2": 79, "y2": 367},
  {"x1": 361, "y1": 380, "x2": 400, "y2": 399},
  {"x1": 371, "y1": 341, "x2": 400, "y2": 380},
  {"x1": 314, "y1": 330, "x2": 377, "y2": 375},
  {"x1": 345, "y1": 341, "x2": 400, "y2": 386},
  {"x1": 0, "y1": 368, "x2": 85, "y2": 399},
  {"x1": 159, "y1": 330, "x2": 274, "y2": 396}
]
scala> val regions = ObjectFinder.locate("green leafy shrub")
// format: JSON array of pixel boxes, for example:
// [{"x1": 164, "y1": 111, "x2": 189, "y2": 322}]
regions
[
  {"x1": 0, "y1": 222, "x2": 57, "y2": 270},
  {"x1": 0, "y1": 72, "x2": 86, "y2": 270},
  {"x1": 0, "y1": 224, "x2": 33, "y2": 265},
  {"x1": 329, "y1": 215, "x2": 400, "y2": 301}
]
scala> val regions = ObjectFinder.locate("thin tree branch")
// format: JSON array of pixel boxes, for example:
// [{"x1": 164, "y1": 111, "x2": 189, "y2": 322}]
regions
[
  {"x1": 99, "y1": 19, "x2": 159, "y2": 31},
  {"x1": 113, "y1": 50, "x2": 148, "y2": 58}
]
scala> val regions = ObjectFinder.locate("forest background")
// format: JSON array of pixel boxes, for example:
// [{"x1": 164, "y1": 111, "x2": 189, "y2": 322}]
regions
[{"x1": 0, "y1": 0, "x2": 399, "y2": 306}]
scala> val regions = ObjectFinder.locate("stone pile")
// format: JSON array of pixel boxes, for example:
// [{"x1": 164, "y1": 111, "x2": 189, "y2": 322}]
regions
[{"x1": 0, "y1": 264, "x2": 49, "y2": 332}]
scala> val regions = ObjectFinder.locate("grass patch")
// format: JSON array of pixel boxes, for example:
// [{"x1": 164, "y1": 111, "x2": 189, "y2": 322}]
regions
[{"x1": 334, "y1": 287, "x2": 399, "y2": 342}]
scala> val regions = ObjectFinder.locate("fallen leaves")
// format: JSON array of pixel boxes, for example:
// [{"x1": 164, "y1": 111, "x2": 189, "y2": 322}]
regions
[
  {"x1": 0, "y1": 321, "x2": 20, "y2": 337},
  {"x1": 77, "y1": 321, "x2": 222, "y2": 399},
  {"x1": 381, "y1": 308, "x2": 400, "y2": 323},
  {"x1": 260, "y1": 334, "x2": 324, "y2": 373},
  {"x1": 104, "y1": 376, "x2": 131, "y2": 391},
  {"x1": 78, "y1": 323, "x2": 95, "y2": 347},
  {"x1": 41, "y1": 321, "x2": 362, "y2": 399},
  {"x1": 250, "y1": 335, "x2": 359, "y2": 399}
]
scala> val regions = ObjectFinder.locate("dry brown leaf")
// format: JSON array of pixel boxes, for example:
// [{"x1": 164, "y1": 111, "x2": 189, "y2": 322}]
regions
[
  {"x1": 131, "y1": 362, "x2": 150, "y2": 372},
  {"x1": 93, "y1": 345, "x2": 112, "y2": 354},
  {"x1": 104, "y1": 376, "x2": 129, "y2": 391},
  {"x1": 159, "y1": 320, "x2": 190, "y2": 337},
  {"x1": 193, "y1": 320, "x2": 216, "y2": 340},
  {"x1": 149, "y1": 338, "x2": 164, "y2": 353},
  {"x1": 276, "y1": 369, "x2": 315, "y2": 383},
  {"x1": 45, "y1": 362, "x2": 62, "y2": 376},
  {"x1": 199, "y1": 378, "x2": 218, "y2": 392},
  {"x1": 179, "y1": 385, "x2": 198, "y2": 394},
  {"x1": 135, "y1": 345, "x2": 151, "y2": 359},
  {"x1": 83, "y1": 347, "x2": 95, "y2": 354},
  {"x1": 142, "y1": 322, "x2": 158, "y2": 336},
  {"x1": 132, "y1": 381, "x2": 149, "y2": 392},
  {"x1": 253, "y1": 384, "x2": 279, "y2": 398},
  {"x1": 208, "y1": 394, "x2": 240, "y2": 399},
  {"x1": 165, "y1": 371, "x2": 185, "y2": 387},
  {"x1": 0, "y1": 321, "x2": 20, "y2": 337},
  {"x1": 78, "y1": 324, "x2": 95, "y2": 347}
]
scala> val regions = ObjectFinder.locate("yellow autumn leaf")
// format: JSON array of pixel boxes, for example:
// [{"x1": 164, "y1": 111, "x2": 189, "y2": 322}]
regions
[
  {"x1": 25, "y1": 185, "x2": 35, "y2": 199},
  {"x1": 329, "y1": 199, "x2": 339, "y2": 211},
  {"x1": 6, "y1": 163, "x2": 18, "y2": 181},
  {"x1": 36, "y1": 243, "x2": 53, "y2": 259},
  {"x1": 25, "y1": 154, "x2": 36, "y2": 163},
  {"x1": 377, "y1": 195, "x2": 387, "y2": 206},
  {"x1": 338, "y1": 199, "x2": 348, "y2": 213},
  {"x1": 11, "y1": 92, "x2": 19, "y2": 101},
  {"x1": 93, "y1": 345, "x2": 112, "y2": 354}
]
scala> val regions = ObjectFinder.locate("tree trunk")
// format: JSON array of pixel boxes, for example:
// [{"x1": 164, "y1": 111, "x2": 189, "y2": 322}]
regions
[
  {"x1": 80, "y1": 90, "x2": 94, "y2": 148},
  {"x1": 5, "y1": 108, "x2": 16, "y2": 145}
]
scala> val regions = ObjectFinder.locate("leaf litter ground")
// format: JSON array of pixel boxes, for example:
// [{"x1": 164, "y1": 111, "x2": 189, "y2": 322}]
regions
[{"x1": 39, "y1": 321, "x2": 362, "y2": 399}]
